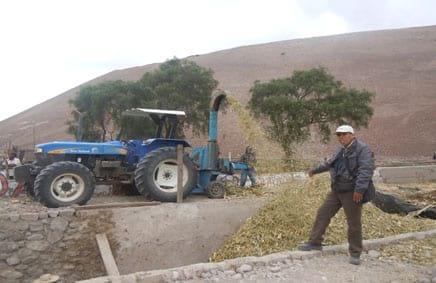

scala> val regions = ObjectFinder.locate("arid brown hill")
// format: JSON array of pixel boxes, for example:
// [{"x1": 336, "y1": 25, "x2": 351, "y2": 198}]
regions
[{"x1": 1, "y1": 26, "x2": 435, "y2": 161}]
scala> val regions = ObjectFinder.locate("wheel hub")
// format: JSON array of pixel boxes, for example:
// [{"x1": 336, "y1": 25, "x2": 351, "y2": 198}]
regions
[
  {"x1": 153, "y1": 160, "x2": 189, "y2": 192},
  {"x1": 61, "y1": 181, "x2": 73, "y2": 192},
  {"x1": 206, "y1": 181, "x2": 225, "y2": 199},
  {"x1": 211, "y1": 185, "x2": 220, "y2": 194},
  {"x1": 163, "y1": 171, "x2": 173, "y2": 180},
  {"x1": 50, "y1": 173, "x2": 85, "y2": 202}
]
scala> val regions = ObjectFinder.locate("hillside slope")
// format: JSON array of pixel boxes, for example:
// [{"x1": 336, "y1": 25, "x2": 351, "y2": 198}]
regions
[{"x1": 1, "y1": 26, "x2": 435, "y2": 160}]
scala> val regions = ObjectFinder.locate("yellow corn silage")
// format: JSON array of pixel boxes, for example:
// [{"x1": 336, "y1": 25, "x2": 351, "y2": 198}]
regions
[
  {"x1": 226, "y1": 96, "x2": 310, "y2": 173},
  {"x1": 212, "y1": 175, "x2": 436, "y2": 261}
]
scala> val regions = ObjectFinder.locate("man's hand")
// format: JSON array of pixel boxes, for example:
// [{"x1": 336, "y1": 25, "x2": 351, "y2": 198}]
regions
[
  {"x1": 307, "y1": 170, "x2": 314, "y2": 177},
  {"x1": 353, "y1": 192, "x2": 363, "y2": 204}
]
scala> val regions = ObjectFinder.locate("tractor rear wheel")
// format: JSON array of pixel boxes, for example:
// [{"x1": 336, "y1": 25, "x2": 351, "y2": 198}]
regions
[
  {"x1": 134, "y1": 147, "x2": 197, "y2": 202},
  {"x1": 34, "y1": 161, "x2": 95, "y2": 208}
]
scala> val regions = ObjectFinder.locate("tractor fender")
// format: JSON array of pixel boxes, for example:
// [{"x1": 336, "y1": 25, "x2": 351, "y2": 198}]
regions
[{"x1": 143, "y1": 138, "x2": 191, "y2": 152}]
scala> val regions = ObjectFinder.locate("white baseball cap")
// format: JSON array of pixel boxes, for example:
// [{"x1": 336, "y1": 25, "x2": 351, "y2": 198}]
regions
[{"x1": 335, "y1": 125, "x2": 354, "y2": 134}]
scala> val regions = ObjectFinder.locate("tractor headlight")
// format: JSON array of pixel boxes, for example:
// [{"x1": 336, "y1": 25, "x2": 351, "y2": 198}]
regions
[{"x1": 35, "y1": 147, "x2": 43, "y2": 153}]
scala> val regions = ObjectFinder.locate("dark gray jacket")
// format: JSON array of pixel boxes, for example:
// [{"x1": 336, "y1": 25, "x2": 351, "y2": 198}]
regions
[
  {"x1": 311, "y1": 139, "x2": 374, "y2": 194},
  {"x1": 241, "y1": 152, "x2": 257, "y2": 169}
]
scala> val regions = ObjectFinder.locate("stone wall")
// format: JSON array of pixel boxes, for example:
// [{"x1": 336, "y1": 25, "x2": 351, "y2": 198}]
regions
[
  {"x1": 0, "y1": 208, "x2": 114, "y2": 282},
  {"x1": 257, "y1": 172, "x2": 307, "y2": 188}
]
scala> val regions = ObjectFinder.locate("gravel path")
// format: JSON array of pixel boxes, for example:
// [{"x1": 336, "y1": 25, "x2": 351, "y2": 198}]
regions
[{"x1": 175, "y1": 253, "x2": 436, "y2": 283}]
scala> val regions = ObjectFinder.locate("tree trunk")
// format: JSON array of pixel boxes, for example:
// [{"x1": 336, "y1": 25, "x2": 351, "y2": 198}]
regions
[{"x1": 372, "y1": 191, "x2": 436, "y2": 219}]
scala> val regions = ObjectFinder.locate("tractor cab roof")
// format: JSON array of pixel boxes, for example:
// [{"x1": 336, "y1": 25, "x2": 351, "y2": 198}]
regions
[
  {"x1": 122, "y1": 108, "x2": 186, "y2": 139},
  {"x1": 123, "y1": 108, "x2": 185, "y2": 118}
]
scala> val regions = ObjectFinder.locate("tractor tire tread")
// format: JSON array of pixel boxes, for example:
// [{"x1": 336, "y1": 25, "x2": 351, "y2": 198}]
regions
[
  {"x1": 34, "y1": 161, "x2": 95, "y2": 208},
  {"x1": 134, "y1": 147, "x2": 196, "y2": 202}
]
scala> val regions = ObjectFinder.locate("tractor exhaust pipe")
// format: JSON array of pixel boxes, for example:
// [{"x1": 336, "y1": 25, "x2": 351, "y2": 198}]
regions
[
  {"x1": 207, "y1": 93, "x2": 226, "y2": 169},
  {"x1": 208, "y1": 93, "x2": 226, "y2": 141}
]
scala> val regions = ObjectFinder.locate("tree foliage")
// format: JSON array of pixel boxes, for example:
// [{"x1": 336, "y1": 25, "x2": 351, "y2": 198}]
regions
[
  {"x1": 249, "y1": 67, "x2": 375, "y2": 156},
  {"x1": 137, "y1": 58, "x2": 218, "y2": 136},
  {"x1": 68, "y1": 80, "x2": 150, "y2": 141},
  {"x1": 68, "y1": 58, "x2": 218, "y2": 141}
]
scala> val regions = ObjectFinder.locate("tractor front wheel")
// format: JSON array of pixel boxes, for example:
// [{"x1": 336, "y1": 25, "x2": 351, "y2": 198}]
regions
[
  {"x1": 34, "y1": 162, "x2": 95, "y2": 208},
  {"x1": 134, "y1": 147, "x2": 197, "y2": 202}
]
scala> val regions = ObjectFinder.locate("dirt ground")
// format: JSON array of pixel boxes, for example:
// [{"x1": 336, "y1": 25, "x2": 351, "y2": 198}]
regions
[
  {"x1": 379, "y1": 236, "x2": 436, "y2": 266},
  {"x1": 0, "y1": 186, "x2": 262, "y2": 215}
]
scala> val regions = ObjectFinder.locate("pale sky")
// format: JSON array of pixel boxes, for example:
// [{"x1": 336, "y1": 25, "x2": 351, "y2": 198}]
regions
[{"x1": 0, "y1": 0, "x2": 435, "y2": 121}]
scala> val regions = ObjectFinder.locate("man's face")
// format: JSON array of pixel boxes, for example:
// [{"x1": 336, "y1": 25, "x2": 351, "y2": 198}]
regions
[{"x1": 336, "y1": 132, "x2": 355, "y2": 146}]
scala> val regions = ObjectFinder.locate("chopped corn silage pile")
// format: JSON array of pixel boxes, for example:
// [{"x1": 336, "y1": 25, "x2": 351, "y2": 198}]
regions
[
  {"x1": 225, "y1": 185, "x2": 267, "y2": 198},
  {"x1": 227, "y1": 96, "x2": 310, "y2": 173},
  {"x1": 211, "y1": 175, "x2": 436, "y2": 262},
  {"x1": 227, "y1": 95, "x2": 313, "y2": 173}
]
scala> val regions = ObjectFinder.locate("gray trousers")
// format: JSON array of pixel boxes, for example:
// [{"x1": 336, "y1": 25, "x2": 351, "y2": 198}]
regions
[
  {"x1": 240, "y1": 168, "x2": 256, "y2": 187},
  {"x1": 309, "y1": 190, "x2": 363, "y2": 257}
]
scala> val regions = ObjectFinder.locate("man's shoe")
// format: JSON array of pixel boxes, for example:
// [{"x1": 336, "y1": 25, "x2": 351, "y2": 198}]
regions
[
  {"x1": 349, "y1": 256, "x2": 361, "y2": 265},
  {"x1": 297, "y1": 243, "x2": 322, "y2": 251}
]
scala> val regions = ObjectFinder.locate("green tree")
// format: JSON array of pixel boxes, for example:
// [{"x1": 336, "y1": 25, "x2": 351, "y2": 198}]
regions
[
  {"x1": 68, "y1": 80, "x2": 147, "y2": 141},
  {"x1": 68, "y1": 58, "x2": 218, "y2": 141},
  {"x1": 138, "y1": 58, "x2": 218, "y2": 136},
  {"x1": 249, "y1": 67, "x2": 375, "y2": 156}
]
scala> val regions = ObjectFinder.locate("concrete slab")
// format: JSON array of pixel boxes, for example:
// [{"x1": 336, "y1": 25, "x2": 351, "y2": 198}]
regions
[
  {"x1": 376, "y1": 165, "x2": 436, "y2": 183},
  {"x1": 110, "y1": 197, "x2": 266, "y2": 274}
]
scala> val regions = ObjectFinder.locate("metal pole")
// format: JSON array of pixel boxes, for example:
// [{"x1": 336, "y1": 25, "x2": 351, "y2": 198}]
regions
[
  {"x1": 177, "y1": 144, "x2": 184, "y2": 203},
  {"x1": 5, "y1": 141, "x2": 11, "y2": 180},
  {"x1": 32, "y1": 123, "x2": 36, "y2": 148}
]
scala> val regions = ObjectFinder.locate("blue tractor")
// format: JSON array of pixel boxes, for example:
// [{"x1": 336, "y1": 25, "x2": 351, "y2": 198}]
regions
[{"x1": 15, "y1": 94, "x2": 249, "y2": 207}]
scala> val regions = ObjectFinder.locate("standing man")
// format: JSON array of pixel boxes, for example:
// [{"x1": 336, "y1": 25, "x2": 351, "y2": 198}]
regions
[
  {"x1": 240, "y1": 146, "x2": 257, "y2": 187},
  {"x1": 298, "y1": 125, "x2": 375, "y2": 265},
  {"x1": 7, "y1": 152, "x2": 21, "y2": 167}
]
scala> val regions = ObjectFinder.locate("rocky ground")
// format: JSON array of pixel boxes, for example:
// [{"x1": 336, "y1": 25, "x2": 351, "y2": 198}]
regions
[
  {"x1": 185, "y1": 223, "x2": 436, "y2": 282},
  {"x1": 174, "y1": 251, "x2": 436, "y2": 283},
  {"x1": 379, "y1": 237, "x2": 436, "y2": 266}
]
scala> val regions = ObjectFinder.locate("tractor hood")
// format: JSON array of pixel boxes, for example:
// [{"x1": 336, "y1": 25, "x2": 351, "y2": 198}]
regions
[{"x1": 35, "y1": 141, "x2": 128, "y2": 156}]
